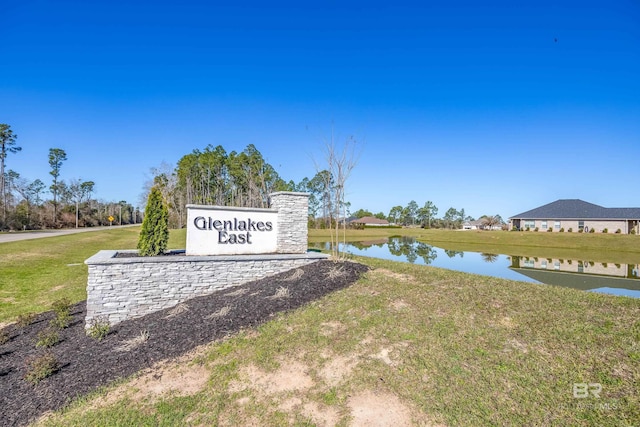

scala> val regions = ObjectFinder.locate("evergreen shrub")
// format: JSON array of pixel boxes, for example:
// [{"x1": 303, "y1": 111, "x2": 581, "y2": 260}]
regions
[{"x1": 137, "y1": 187, "x2": 169, "y2": 256}]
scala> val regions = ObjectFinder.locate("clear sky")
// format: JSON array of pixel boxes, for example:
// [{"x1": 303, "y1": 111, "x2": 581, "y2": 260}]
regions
[{"x1": 2, "y1": 0, "x2": 639, "y2": 219}]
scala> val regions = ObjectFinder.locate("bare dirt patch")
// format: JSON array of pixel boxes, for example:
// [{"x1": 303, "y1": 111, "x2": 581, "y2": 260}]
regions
[
  {"x1": 390, "y1": 299, "x2": 410, "y2": 310},
  {"x1": 372, "y1": 268, "x2": 417, "y2": 283},
  {"x1": 235, "y1": 361, "x2": 314, "y2": 394},
  {"x1": 347, "y1": 390, "x2": 413, "y2": 426},
  {"x1": 319, "y1": 351, "x2": 360, "y2": 386},
  {"x1": 301, "y1": 401, "x2": 341, "y2": 426}
]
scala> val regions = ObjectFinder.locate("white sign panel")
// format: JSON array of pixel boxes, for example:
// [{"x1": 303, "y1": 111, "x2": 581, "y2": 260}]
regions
[{"x1": 186, "y1": 205, "x2": 278, "y2": 256}]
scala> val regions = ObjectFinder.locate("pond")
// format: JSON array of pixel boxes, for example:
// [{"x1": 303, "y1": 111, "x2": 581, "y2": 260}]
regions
[{"x1": 310, "y1": 237, "x2": 640, "y2": 298}]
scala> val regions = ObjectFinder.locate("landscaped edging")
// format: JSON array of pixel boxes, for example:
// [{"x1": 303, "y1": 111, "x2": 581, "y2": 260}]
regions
[{"x1": 85, "y1": 250, "x2": 328, "y2": 328}]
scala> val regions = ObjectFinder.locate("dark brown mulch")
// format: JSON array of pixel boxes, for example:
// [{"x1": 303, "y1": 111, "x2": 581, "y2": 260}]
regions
[{"x1": 0, "y1": 260, "x2": 368, "y2": 427}]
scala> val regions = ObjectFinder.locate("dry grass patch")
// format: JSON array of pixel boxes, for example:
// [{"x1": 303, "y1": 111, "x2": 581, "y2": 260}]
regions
[
  {"x1": 268, "y1": 286, "x2": 290, "y2": 299},
  {"x1": 205, "y1": 305, "x2": 232, "y2": 319},
  {"x1": 224, "y1": 287, "x2": 248, "y2": 297},
  {"x1": 115, "y1": 330, "x2": 150, "y2": 352},
  {"x1": 283, "y1": 268, "x2": 305, "y2": 281},
  {"x1": 164, "y1": 303, "x2": 189, "y2": 318}
]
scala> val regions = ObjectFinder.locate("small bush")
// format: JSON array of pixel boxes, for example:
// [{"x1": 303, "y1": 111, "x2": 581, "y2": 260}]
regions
[
  {"x1": 547, "y1": 228, "x2": 552, "y2": 232},
  {"x1": 36, "y1": 328, "x2": 60, "y2": 348},
  {"x1": 525, "y1": 226, "x2": 530, "y2": 231},
  {"x1": 602, "y1": 228, "x2": 608, "y2": 233},
  {"x1": 615, "y1": 229, "x2": 621, "y2": 234},
  {"x1": 632, "y1": 229, "x2": 636, "y2": 235},
  {"x1": 534, "y1": 227, "x2": 539, "y2": 232},
  {"x1": 578, "y1": 229, "x2": 583, "y2": 233},
  {"x1": 51, "y1": 298, "x2": 71, "y2": 315},
  {"x1": 87, "y1": 316, "x2": 111, "y2": 341},
  {"x1": 16, "y1": 312, "x2": 37, "y2": 328},
  {"x1": 559, "y1": 227, "x2": 564, "y2": 232},
  {"x1": 24, "y1": 353, "x2": 58, "y2": 384},
  {"x1": 52, "y1": 298, "x2": 72, "y2": 315},
  {"x1": 589, "y1": 228, "x2": 595, "y2": 233},
  {"x1": 50, "y1": 311, "x2": 71, "y2": 329},
  {"x1": 49, "y1": 298, "x2": 73, "y2": 329},
  {"x1": 0, "y1": 329, "x2": 9, "y2": 345},
  {"x1": 568, "y1": 228, "x2": 573, "y2": 233}
]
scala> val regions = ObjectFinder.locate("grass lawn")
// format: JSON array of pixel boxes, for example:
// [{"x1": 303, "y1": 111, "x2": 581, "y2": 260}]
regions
[
  {"x1": 2, "y1": 227, "x2": 639, "y2": 425},
  {"x1": 0, "y1": 226, "x2": 184, "y2": 324},
  {"x1": 34, "y1": 256, "x2": 639, "y2": 426}
]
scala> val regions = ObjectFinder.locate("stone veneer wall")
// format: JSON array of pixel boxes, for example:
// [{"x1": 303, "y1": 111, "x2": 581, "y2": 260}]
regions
[
  {"x1": 85, "y1": 192, "x2": 323, "y2": 328},
  {"x1": 85, "y1": 251, "x2": 327, "y2": 328},
  {"x1": 269, "y1": 191, "x2": 309, "y2": 254}
]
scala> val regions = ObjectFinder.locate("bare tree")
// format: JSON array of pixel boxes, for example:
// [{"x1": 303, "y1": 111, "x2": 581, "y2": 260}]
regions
[{"x1": 314, "y1": 127, "x2": 361, "y2": 259}]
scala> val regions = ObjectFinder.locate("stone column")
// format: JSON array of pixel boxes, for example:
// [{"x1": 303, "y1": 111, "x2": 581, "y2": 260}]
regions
[{"x1": 269, "y1": 192, "x2": 309, "y2": 254}]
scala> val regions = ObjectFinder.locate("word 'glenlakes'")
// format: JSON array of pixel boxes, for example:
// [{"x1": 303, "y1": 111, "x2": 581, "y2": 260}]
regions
[{"x1": 193, "y1": 216, "x2": 274, "y2": 244}]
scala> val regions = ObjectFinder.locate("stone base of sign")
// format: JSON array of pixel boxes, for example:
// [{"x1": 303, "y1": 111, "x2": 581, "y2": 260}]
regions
[{"x1": 84, "y1": 250, "x2": 328, "y2": 328}]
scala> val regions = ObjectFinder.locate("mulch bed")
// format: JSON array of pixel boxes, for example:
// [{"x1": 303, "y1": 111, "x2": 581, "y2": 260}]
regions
[{"x1": 0, "y1": 260, "x2": 368, "y2": 427}]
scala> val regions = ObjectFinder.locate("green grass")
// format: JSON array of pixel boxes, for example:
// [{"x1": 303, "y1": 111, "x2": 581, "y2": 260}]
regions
[
  {"x1": 35, "y1": 256, "x2": 639, "y2": 426},
  {"x1": 2, "y1": 227, "x2": 637, "y2": 425},
  {"x1": 0, "y1": 226, "x2": 185, "y2": 324}
]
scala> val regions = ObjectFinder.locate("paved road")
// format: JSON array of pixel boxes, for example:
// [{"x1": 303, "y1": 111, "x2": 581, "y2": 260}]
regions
[{"x1": 0, "y1": 224, "x2": 140, "y2": 243}]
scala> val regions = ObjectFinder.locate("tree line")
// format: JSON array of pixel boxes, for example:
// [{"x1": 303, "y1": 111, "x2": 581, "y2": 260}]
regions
[
  {"x1": 2, "y1": 121, "x2": 501, "y2": 232},
  {"x1": 351, "y1": 201, "x2": 505, "y2": 230},
  {"x1": 149, "y1": 140, "x2": 360, "y2": 234},
  {"x1": 0, "y1": 124, "x2": 138, "y2": 231},
  {"x1": 149, "y1": 143, "x2": 295, "y2": 229}
]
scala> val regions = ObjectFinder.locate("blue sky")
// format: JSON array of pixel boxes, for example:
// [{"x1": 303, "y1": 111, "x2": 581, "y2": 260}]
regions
[{"x1": 2, "y1": 0, "x2": 639, "y2": 219}]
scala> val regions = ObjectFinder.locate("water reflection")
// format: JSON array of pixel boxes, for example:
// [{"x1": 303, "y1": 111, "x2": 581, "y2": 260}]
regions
[{"x1": 310, "y1": 237, "x2": 640, "y2": 298}]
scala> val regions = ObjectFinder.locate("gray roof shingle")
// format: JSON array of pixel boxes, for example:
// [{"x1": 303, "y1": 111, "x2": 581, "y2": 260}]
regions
[{"x1": 510, "y1": 199, "x2": 640, "y2": 220}]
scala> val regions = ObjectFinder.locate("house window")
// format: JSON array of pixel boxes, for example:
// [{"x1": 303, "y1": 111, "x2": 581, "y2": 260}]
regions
[
  {"x1": 541, "y1": 221, "x2": 548, "y2": 230},
  {"x1": 578, "y1": 221, "x2": 585, "y2": 232},
  {"x1": 554, "y1": 221, "x2": 561, "y2": 229},
  {"x1": 541, "y1": 260, "x2": 547, "y2": 268},
  {"x1": 523, "y1": 259, "x2": 535, "y2": 268},
  {"x1": 524, "y1": 220, "x2": 535, "y2": 229}
]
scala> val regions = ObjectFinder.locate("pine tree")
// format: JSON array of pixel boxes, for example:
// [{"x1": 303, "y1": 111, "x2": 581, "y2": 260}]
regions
[{"x1": 137, "y1": 186, "x2": 169, "y2": 256}]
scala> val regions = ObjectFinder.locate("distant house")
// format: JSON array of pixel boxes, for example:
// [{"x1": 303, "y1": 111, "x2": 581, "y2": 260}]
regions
[
  {"x1": 463, "y1": 220, "x2": 502, "y2": 231},
  {"x1": 462, "y1": 220, "x2": 482, "y2": 230},
  {"x1": 509, "y1": 199, "x2": 640, "y2": 234},
  {"x1": 350, "y1": 216, "x2": 390, "y2": 227}
]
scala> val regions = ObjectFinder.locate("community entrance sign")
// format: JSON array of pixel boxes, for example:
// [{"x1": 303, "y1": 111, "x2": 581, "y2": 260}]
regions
[
  {"x1": 86, "y1": 192, "x2": 319, "y2": 327},
  {"x1": 186, "y1": 205, "x2": 279, "y2": 255}
]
